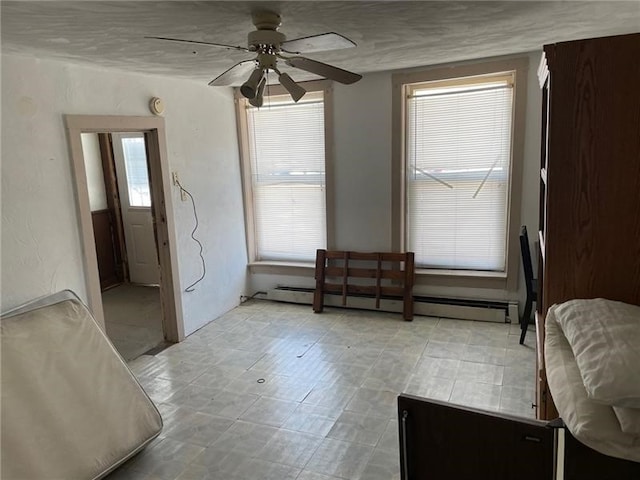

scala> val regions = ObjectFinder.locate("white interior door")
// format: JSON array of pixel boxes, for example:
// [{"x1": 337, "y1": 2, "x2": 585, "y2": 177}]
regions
[{"x1": 111, "y1": 133, "x2": 160, "y2": 285}]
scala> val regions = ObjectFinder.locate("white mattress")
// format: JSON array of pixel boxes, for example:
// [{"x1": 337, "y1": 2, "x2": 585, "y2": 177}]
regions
[
  {"x1": 545, "y1": 308, "x2": 640, "y2": 463},
  {"x1": 1, "y1": 290, "x2": 163, "y2": 479}
]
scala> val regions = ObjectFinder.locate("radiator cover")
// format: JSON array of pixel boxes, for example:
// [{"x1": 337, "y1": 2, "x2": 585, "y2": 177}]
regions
[{"x1": 267, "y1": 286, "x2": 515, "y2": 323}]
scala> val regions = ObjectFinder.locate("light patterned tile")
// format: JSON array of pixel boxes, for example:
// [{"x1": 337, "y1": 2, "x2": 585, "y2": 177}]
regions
[
  {"x1": 235, "y1": 458, "x2": 301, "y2": 480},
  {"x1": 189, "y1": 364, "x2": 246, "y2": 390},
  {"x1": 388, "y1": 329, "x2": 431, "y2": 346},
  {"x1": 373, "y1": 350, "x2": 421, "y2": 371},
  {"x1": 137, "y1": 375, "x2": 188, "y2": 403},
  {"x1": 239, "y1": 397, "x2": 299, "y2": 427},
  {"x1": 361, "y1": 366, "x2": 412, "y2": 393},
  {"x1": 450, "y1": 381, "x2": 502, "y2": 411},
  {"x1": 193, "y1": 422, "x2": 279, "y2": 463},
  {"x1": 404, "y1": 375, "x2": 455, "y2": 402},
  {"x1": 154, "y1": 361, "x2": 210, "y2": 384},
  {"x1": 413, "y1": 357, "x2": 460, "y2": 379},
  {"x1": 215, "y1": 349, "x2": 266, "y2": 369},
  {"x1": 337, "y1": 345, "x2": 383, "y2": 366},
  {"x1": 162, "y1": 412, "x2": 234, "y2": 446},
  {"x1": 174, "y1": 462, "x2": 233, "y2": 480},
  {"x1": 126, "y1": 438, "x2": 204, "y2": 477},
  {"x1": 295, "y1": 471, "x2": 342, "y2": 480},
  {"x1": 456, "y1": 361, "x2": 504, "y2": 385},
  {"x1": 107, "y1": 467, "x2": 164, "y2": 480},
  {"x1": 376, "y1": 419, "x2": 399, "y2": 453},
  {"x1": 462, "y1": 345, "x2": 507, "y2": 365},
  {"x1": 107, "y1": 301, "x2": 536, "y2": 480},
  {"x1": 468, "y1": 329, "x2": 509, "y2": 348},
  {"x1": 282, "y1": 403, "x2": 339, "y2": 437},
  {"x1": 503, "y1": 365, "x2": 534, "y2": 389},
  {"x1": 318, "y1": 362, "x2": 372, "y2": 387},
  {"x1": 360, "y1": 447, "x2": 401, "y2": 480},
  {"x1": 344, "y1": 387, "x2": 398, "y2": 419},
  {"x1": 327, "y1": 411, "x2": 388, "y2": 446},
  {"x1": 305, "y1": 438, "x2": 374, "y2": 479},
  {"x1": 303, "y1": 384, "x2": 358, "y2": 410},
  {"x1": 423, "y1": 341, "x2": 466, "y2": 360},
  {"x1": 505, "y1": 344, "x2": 536, "y2": 365},
  {"x1": 201, "y1": 390, "x2": 259, "y2": 419},
  {"x1": 165, "y1": 384, "x2": 222, "y2": 411},
  {"x1": 428, "y1": 328, "x2": 471, "y2": 344},
  {"x1": 499, "y1": 385, "x2": 536, "y2": 418},
  {"x1": 255, "y1": 429, "x2": 323, "y2": 467},
  {"x1": 187, "y1": 451, "x2": 249, "y2": 479}
]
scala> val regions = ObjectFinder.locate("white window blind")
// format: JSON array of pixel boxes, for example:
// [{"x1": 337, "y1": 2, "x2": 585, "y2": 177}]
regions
[
  {"x1": 247, "y1": 92, "x2": 326, "y2": 261},
  {"x1": 406, "y1": 74, "x2": 514, "y2": 271}
]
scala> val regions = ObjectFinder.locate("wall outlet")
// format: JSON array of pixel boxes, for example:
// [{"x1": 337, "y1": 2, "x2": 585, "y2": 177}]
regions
[{"x1": 172, "y1": 172, "x2": 187, "y2": 201}]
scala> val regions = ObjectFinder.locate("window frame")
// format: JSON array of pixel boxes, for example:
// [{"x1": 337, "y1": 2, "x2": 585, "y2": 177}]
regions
[
  {"x1": 392, "y1": 57, "x2": 529, "y2": 291},
  {"x1": 235, "y1": 80, "x2": 335, "y2": 273}
]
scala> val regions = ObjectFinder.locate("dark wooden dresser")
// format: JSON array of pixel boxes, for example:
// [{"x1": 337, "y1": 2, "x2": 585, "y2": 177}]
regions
[{"x1": 535, "y1": 33, "x2": 640, "y2": 420}]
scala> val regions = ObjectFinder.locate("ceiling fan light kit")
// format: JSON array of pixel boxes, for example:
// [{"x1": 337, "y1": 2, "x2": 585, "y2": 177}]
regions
[
  {"x1": 278, "y1": 72, "x2": 307, "y2": 102},
  {"x1": 240, "y1": 68, "x2": 265, "y2": 99},
  {"x1": 147, "y1": 10, "x2": 362, "y2": 105},
  {"x1": 248, "y1": 78, "x2": 267, "y2": 108}
]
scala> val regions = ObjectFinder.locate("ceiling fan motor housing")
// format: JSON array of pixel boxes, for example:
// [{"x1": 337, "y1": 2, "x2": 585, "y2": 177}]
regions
[
  {"x1": 251, "y1": 11, "x2": 282, "y2": 30},
  {"x1": 248, "y1": 30, "x2": 286, "y2": 51}
]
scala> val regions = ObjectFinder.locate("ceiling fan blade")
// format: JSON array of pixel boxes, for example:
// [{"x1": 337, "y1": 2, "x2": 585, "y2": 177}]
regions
[
  {"x1": 208, "y1": 60, "x2": 256, "y2": 86},
  {"x1": 281, "y1": 32, "x2": 356, "y2": 54},
  {"x1": 284, "y1": 57, "x2": 362, "y2": 85},
  {"x1": 145, "y1": 36, "x2": 249, "y2": 52}
]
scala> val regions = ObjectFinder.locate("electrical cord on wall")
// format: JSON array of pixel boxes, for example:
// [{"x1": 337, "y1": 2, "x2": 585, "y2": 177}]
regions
[{"x1": 175, "y1": 179, "x2": 206, "y2": 292}]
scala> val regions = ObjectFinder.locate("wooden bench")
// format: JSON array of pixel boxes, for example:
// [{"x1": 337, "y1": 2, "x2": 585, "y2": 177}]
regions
[{"x1": 312, "y1": 249, "x2": 415, "y2": 321}]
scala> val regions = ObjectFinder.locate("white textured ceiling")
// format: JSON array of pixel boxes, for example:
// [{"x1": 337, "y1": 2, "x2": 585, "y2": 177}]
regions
[{"x1": 1, "y1": 1, "x2": 639, "y2": 85}]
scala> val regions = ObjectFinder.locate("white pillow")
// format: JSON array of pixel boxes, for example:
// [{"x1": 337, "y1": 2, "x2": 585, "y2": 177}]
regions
[
  {"x1": 545, "y1": 311, "x2": 640, "y2": 462},
  {"x1": 614, "y1": 406, "x2": 640, "y2": 436},
  {"x1": 551, "y1": 298, "x2": 640, "y2": 408}
]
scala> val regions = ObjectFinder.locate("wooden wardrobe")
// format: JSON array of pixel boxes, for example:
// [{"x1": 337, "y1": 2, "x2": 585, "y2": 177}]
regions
[{"x1": 535, "y1": 33, "x2": 640, "y2": 420}]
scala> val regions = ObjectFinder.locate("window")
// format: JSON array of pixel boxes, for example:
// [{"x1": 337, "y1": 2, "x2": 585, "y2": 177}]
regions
[
  {"x1": 121, "y1": 136, "x2": 151, "y2": 207},
  {"x1": 393, "y1": 58, "x2": 527, "y2": 287},
  {"x1": 237, "y1": 83, "x2": 332, "y2": 264},
  {"x1": 407, "y1": 74, "x2": 513, "y2": 270}
]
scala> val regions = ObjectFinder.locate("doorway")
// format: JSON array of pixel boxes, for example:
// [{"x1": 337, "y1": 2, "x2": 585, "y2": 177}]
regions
[
  {"x1": 66, "y1": 115, "x2": 185, "y2": 356},
  {"x1": 81, "y1": 131, "x2": 164, "y2": 360}
]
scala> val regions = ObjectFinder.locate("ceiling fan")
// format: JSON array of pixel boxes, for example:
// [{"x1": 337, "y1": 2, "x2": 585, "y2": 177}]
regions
[{"x1": 146, "y1": 11, "x2": 362, "y2": 107}]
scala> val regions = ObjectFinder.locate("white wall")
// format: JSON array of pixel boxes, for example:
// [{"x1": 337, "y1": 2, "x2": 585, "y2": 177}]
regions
[
  {"x1": 249, "y1": 52, "x2": 542, "y2": 309},
  {"x1": 1, "y1": 54, "x2": 247, "y2": 335}
]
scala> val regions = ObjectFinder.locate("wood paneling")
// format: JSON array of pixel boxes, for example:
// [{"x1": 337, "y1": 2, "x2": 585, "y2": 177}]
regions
[
  {"x1": 92, "y1": 209, "x2": 120, "y2": 290},
  {"x1": 98, "y1": 133, "x2": 127, "y2": 282}
]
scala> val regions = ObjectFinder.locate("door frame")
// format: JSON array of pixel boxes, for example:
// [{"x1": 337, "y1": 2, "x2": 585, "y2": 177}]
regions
[{"x1": 65, "y1": 115, "x2": 185, "y2": 342}]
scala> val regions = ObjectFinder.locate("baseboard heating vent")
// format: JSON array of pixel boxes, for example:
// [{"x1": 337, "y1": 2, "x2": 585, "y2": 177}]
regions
[{"x1": 267, "y1": 286, "x2": 515, "y2": 323}]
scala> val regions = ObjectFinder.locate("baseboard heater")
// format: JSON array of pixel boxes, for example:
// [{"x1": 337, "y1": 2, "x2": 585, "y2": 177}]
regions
[{"x1": 267, "y1": 286, "x2": 515, "y2": 323}]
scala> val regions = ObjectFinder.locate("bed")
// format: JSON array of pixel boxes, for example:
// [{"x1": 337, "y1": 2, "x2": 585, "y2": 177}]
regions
[
  {"x1": 398, "y1": 298, "x2": 640, "y2": 479},
  {"x1": 544, "y1": 299, "x2": 640, "y2": 465},
  {"x1": 1, "y1": 290, "x2": 163, "y2": 480}
]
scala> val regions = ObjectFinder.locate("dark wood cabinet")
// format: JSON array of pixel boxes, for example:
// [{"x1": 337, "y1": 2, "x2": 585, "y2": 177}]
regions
[{"x1": 535, "y1": 33, "x2": 640, "y2": 419}]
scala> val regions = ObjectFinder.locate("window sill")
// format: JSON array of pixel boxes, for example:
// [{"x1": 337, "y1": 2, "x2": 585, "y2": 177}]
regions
[
  {"x1": 415, "y1": 268, "x2": 509, "y2": 290},
  {"x1": 248, "y1": 261, "x2": 315, "y2": 276},
  {"x1": 416, "y1": 268, "x2": 507, "y2": 279},
  {"x1": 247, "y1": 262, "x2": 510, "y2": 287}
]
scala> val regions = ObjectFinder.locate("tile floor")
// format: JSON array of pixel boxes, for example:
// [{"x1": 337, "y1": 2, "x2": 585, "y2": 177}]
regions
[
  {"x1": 107, "y1": 300, "x2": 536, "y2": 480},
  {"x1": 103, "y1": 283, "x2": 165, "y2": 361}
]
